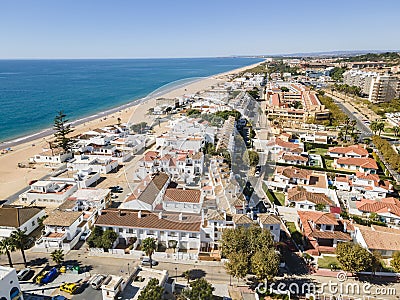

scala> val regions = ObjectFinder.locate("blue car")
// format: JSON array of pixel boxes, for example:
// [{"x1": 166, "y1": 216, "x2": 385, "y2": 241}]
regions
[{"x1": 41, "y1": 267, "x2": 58, "y2": 284}]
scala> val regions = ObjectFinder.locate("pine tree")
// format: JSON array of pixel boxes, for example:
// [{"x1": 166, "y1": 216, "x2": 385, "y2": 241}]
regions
[{"x1": 53, "y1": 111, "x2": 74, "y2": 152}]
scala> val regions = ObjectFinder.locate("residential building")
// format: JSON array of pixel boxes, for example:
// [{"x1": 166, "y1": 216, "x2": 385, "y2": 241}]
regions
[
  {"x1": 0, "y1": 266, "x2": 23, "y2": 300},
  {"x1": 297, "y1": 211, "x2": 352, "y2": 255},
  {"x1": 37, "y1": 210, "x2": 84, "y2": 250},
  {"x1": 334, "y1": 172, "x2": 392, "y2": 199},
  {"x1": 368, "y1": 74, "x2": 400, "y2": 103},
  {"x1": 19, "y1": 180, "x2": 78, "y2": 207},
  {"x1": 342, "y1": 70, "x2": 377, "y2": 95},
  {"x1": 355, "y1": 197, "x2": 400, "y2": 225},
  {"x1": 299, "y1": 132, "x2": 329, "y2": 144},
  {"x1": 0, "y1": 206, "x2": 45, "y2": 238},
  {"x1": 162, "y1": 188, "x2": 203, "y2": 214},
  {"x1": 332, "y1": 157, "x2": 378, "y2": 174},
  {"x1": 287, "y1": 186, "x2": 335, "y2": 211},
  {"x1": 95, "y1": 209, "x2": 202, "y2": 252},
  {"x1": 120, "y1": 172, "x2": 170, "y2": 211},
  {"x1": 68, "y1": 155, "x2": 118, "y2": 174},
  {"x1": 327, "y1": 145, "x2": 369, "y2": 158},
  {"x1": 354, "y1": 225, "x2": 400, "y2": 258},
  {"x1": 30, "y1": 147, "x2": 72, "y2": 165}
]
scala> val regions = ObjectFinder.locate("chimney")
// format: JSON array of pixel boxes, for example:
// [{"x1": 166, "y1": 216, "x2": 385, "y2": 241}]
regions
[
  {"x1": 179, "y1": 213, "x2": 183, "y2": 221},
  {"x1": 138, "y1": 210, "x2": 142, "y2": 218},
  {"x1": 159, "y1": 211, "x2": 162, "y2": 219}
]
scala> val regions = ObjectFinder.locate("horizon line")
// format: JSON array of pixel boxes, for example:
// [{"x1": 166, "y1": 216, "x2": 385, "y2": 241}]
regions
[{"x1": 0, "y1": 49, "x2": 399, "y2": 60}]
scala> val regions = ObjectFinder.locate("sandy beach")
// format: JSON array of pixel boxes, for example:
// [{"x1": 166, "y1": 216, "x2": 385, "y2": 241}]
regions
[{"x1": 0, "y1": 60, "x2": 264, "y2": 200}]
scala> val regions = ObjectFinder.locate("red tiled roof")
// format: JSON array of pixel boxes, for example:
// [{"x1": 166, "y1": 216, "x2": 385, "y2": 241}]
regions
[
  {"x1": 328, "y1": 145, "x2": 368, "y2": 156},
  {"x1": 336, "y1": 157, "x2": 378, "y2": 169},
  {"x1": 163, "y1": 188, "x2": 201, "y2": 203}
]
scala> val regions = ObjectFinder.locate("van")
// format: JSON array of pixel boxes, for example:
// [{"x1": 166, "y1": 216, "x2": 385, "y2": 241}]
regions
[{"x1": 91, "y1": 274, "x2": 106, "y2": 289}]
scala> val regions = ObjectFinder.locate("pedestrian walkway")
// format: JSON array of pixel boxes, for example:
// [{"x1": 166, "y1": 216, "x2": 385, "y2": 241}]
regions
[{"x1": 312, "y1": 268, "x2": 341, "y2": 277}]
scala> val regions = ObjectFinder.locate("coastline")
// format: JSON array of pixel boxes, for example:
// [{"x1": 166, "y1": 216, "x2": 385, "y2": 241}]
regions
[{"x1": 0, "y1": 59, "x2": 264, "y2": 200}]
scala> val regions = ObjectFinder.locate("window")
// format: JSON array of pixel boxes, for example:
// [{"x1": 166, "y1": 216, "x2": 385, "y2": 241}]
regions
[
  {"x1": 270, "y1": 226, "x2": 274, "y2": 230},
  {"x1": 127, "y1": 229, "x2": 133, "y2": 234},
  {"x1": 32, "y1": 220, "x2": 35, "y2": 226},
  {"x1": 300, "y1": 205, "x2": 304, "y2": 208},
  {"x1": 118, "y1": 228, "x2": 123, "y2": 233},
  {"x1": 205, "y1": 234, "x2": 210, "y2": 238},
  {"x1": 325, "y1": 225, "x2": 331, "y2": 230}
]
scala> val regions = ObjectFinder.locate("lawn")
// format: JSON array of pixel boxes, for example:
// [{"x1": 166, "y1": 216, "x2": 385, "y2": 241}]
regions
[
  {"x1": 318, "y1": 256, "x2": 340, "y2": 269},
  {"x1": 286, "y1": 222, "x2": 303, "y2": 245},
  {"x1": 308, "y1": 148, "x2": 328, "y2": 156},
  {"x1": 273, "y1": 191, "x2": 286, "y2": 206}
]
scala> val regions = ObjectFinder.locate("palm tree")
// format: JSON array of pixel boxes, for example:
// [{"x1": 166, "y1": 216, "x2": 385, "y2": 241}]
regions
[
  {"x1": 183, "y1": 270, "x2": 192, "y2": 283},
  {"x1": 370, "y1": 121, "x2": 378, "y2": 135},
  {"x1": 350, "y1": 119, "x2": 357, "y2": 135},
  {"x1": 343, "y1": 116, "x2": 350, "y2": 141},
  {"x1": 10, "y1": 229, "x2": 29, "y2": 267},
  {"x1": 141, "y1": 237, "x2": 157, "y2": 268},
  {"x1": 50, "y1": 249, "x2": 64, "y2": 266},
  {"x1": 377, "y1": 122, "x2": 385, "y2": 136},
  {"x1": 394, "y1": 126, "x2": 400, "y2": 137},
  {"x1": 0, "y1": 238, "x2": 16, "y2": 267}
]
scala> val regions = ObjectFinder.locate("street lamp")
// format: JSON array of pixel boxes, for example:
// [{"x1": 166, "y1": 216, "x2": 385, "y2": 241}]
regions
[
  {"x1": 175, "y1": 267, "x2": 178, "y2": 282},
  {"x1": 128, "y1": 263, "x2": 130, "y2": 275}
]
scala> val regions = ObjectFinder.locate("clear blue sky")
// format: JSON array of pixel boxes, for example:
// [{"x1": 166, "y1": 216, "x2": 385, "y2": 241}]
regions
[{"x1": 0, "y1": 0, "x2": 399, "y2": 58}]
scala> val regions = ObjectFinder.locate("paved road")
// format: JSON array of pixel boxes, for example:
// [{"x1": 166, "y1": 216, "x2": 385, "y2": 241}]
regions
[{"x1": 327, "y1": 93, "x2": 372, "y2": 140}]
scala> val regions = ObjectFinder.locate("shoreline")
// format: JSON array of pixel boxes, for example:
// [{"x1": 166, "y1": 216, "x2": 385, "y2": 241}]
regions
[
  {"x1": 0, "y1": 76, "x2": 208, "y2": 149},
  {"x1": 0, "y1": 59, "x2": 264, "y2": 200},
  {"x1": 0, "y1": 59, "x2": 262, "y2": 149}
]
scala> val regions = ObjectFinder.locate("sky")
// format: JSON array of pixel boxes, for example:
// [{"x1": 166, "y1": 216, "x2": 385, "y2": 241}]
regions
[{"x1": 0, "y1": 0, "x2": 399, "y2": 59}]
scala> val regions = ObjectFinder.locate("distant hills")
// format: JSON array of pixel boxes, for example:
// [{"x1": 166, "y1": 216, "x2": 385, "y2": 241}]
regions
[{"x1": 255, "y1": 50, "x2": 400, "y2": 58}]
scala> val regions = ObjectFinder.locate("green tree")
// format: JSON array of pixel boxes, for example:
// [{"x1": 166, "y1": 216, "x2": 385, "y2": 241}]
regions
[
  {"x1": 243, "y1": 150, "x2": 259, "y2": 167},
  {"x1": 377, "y1": 122, "x2": 385, "y2": 136},
  {"x1": 10, "y1": 229, "x2": 29, "y2": 267},
  {"x1": 0, "y1": 238, "x2": 16, "y2": 268},
  {"x1": 371, "y1": 251, "x2": 383, "y2": 274},
  {"x1": 280, "y1": 87, "x2": 289, "y2": 92},
  {"x1": 102, "y1": 229, "x2": 118, "y2": 250},
  {"x1": 393, "y1": 126, "x2": 400, "y2": 137},
  {"x1": 183, "y1": 270, "x2": 192, "y2": 283},
  {"x1": 141, "y1": 237, "x2": 157, "y2": 268},
  {"x1": 130, "y1": 122, "x2": 148, "y2": 134},
  {"x1": 181, "y1": 278, "x2": 214, "y2": 300},
  {"x1": 251, "y1": 249, "x2": 280, "y2": 282},
  {"x1": 50, "y1": 249, "x2": 65, "y2": 266},
  {"x1": 137, "y1": 278, "x2": 163, "y2": 300},
  {"x1": 221, "y1": 225, "x2": 278, "y2": 283},
  {"x1": 53, "y1": 111, "x2": 74, "y2": 152},
  {"x1": 336, "y1": 242, "x2": 372, "y2": 273},
  {"x1": 391, "y1": 251, "x2": 400, "y2": 272},
  {"x1": 224, "y1": 251, "x2": 248, "y2": 282},
  {"x1": 315, "y1": 203, "x2": 326, "y2": 211}
]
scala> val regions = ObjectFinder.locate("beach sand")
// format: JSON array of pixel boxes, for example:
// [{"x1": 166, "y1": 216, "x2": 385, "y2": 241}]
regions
[{"x1": 0, "y1": 60, "x2": 263, "y2": 200}]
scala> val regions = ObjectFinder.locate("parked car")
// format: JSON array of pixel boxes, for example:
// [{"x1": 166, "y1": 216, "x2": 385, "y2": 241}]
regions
[
  {"x1": 60, "y1": 283, "x2": 78, "y2": 294},
  {"x1": 41, "y1": 267, "x2": 58, "y2": 284},
  {"x1": 141, "y1": 257, "x2": 158, "y2": 266},
  {"x1": 51, "y1": 296, "x2": 67, "y2": 300},
  {"x1": 90, "y1": 274, "x2": 106, "y2": 289},
  {"x1": 17, "y1": 268, "x2": 31, "y2": 280},
  {"x1": 80, "y1": 229, "x2": 92, "y2": 241}
]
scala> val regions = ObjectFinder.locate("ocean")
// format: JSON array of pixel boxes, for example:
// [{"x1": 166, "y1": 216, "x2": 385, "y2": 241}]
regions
[{"x1": 0, "y1": 57, "x2": 262, "y2": 143}]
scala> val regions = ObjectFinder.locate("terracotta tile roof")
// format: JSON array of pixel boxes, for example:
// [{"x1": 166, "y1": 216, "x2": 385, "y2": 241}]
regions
[
  {"x1": 282, "y1": 154, "x2": 308, "y2": 162},
  {"x1": 356, "y1": 198, "x2": 400, "y2": 217},
  {"x1": 0, "y1": 206, "x2": 43, "y2": 228},
  {"x1": 206, "y1": 209, "x2": 225, "y2": 221},
  {"x1": 43, "y1": 210, "x2": 82, "y2": 227},
  {"x1": 280, "y1": 166, "x2": 312, "y2": 180},
  {"x1": 336, "y1": 157, "x2": 378, "y2": 169},
  {"x1": 163, "y1": 188, "x2": 201, "y2": 203},
  {"x1": 311, "y1": 230, "x2": 351, "y2": 241},
  {"x1": 125, "y1": 172, "x2": 170, "y2": 205},
  {"x1": 356, "y1": 225, "x2": 400, "y2": 251},
  {"x1": 232, "y1": 214, "x2": 253, "y2": 225},
  {"x1": 298, "y1": 211, "x2": 338, "y2": 226},
  {"x1": 335, "y1": 175, "x2": 350, "y2": 183},
  {"x1": 328, "y1": 145, "x2": 368, "y2": 157},
  {"x1": 258, "y1": 214, "x2": 281, "y2": 225},
  {"x1": 288, "y1": 186, "x2": 333, "y2": 206},
  {"x1": 275, "y1": 138, "x2": 300, "y2": 149},
  {"x1": 95, "y1": 210, "x2": 201, "y2": 232}
]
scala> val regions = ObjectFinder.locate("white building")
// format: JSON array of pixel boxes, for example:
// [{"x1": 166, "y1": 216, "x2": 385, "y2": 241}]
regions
[
  {"x1": 0, "y1": 206, "x2": 45, "y2": 238},
  {"x1": 37, "y1": 210, "x2": 84, "y2": 250},
  {"x1": 68, "y1": 155, "x2": 119, "y2": 174},
  {"x1": 30, "y1": 147, "x2": 72, "y2": 165},
  {"x1": 19, "y1": 180, "x2": 78, "y2": 207},
  {"x1": 0, "y1": 266, "x2": 23, "y2": 300}
]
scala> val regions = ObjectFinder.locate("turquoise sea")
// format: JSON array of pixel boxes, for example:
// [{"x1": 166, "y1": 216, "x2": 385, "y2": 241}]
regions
[{"x1": 0, "y1": 57, "x2": 262, "y2": 143}]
